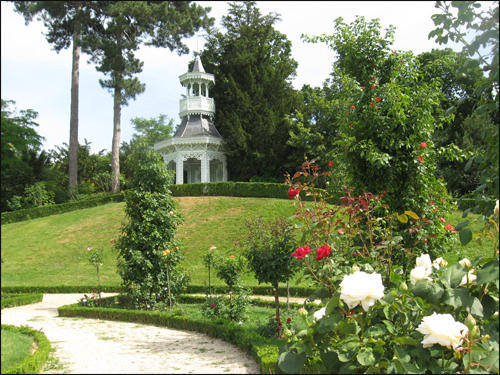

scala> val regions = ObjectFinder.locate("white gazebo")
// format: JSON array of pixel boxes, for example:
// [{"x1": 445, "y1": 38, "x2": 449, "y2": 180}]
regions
[{"x1": 154, "y1": 55, "x2": 227, "y2": 184}]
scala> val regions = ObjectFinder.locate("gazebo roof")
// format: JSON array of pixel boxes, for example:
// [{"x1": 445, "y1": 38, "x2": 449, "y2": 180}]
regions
[
  {"x1": 173, "y1": 114, "x2": 221, "y2": 138},
  {"x1": 191, "y1": 55, "x2": 205, "y2": 73}
]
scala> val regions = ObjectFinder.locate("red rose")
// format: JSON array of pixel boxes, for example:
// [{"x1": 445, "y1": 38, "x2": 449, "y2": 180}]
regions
[
  {"x1": 351, "y1": 105, "x2": 355, "y2": 109},
  {"x1": 417, "y1": 155, "x2": 425, "y2": 164},
  {"x1": 315, "y1": 245, "x2": 332, "y2": 261},
  {"x1": 444, "y1": 224, "x2": 457, "y2": 232},
  {"x1": 361, "y1": 86, "x2": 365, "y2": 89},
  {"x1": 370, "y1": 102, "x2": 374, "y2": 106},
  {"x1": 383, "y1": 191, "x2": 386, "y2": 194},
  {"x1": 276, "y1": 316, "x2": 280, "y2": 320},
  {"x1": 372, "y1": 85, "x2": 376, "y2": 89},
  {"x1": 338, "y1": 229, "x2": 344, "y2": 235},
  {"x1": 93, "y1": 289, "x2": 97, "y2": 292},
  {"x1": 376, "y1": 96, "x2": 381, "y2": 102},
  {"x1": 211, "y1": 303, "x2": 215, "y2": 308},
  {"x1": 421, "y1": 142, "x2": 428, "y2": 148},
  {"x1": 328, "y1": 161, "x2": 333, "y2": 167},
  {"x1": 288, "y1": 188, "x2": 299, "y2": 199},
  {"x1": 292, "y1": 246, "x2": 313, "y2": 260},
  {"x1": 434, "y1": 208, "x2": 438, "y2": 212},
  {"x1": 279, "y1": 321, "x2": 282, "y2": 326},
  {"x1": 277, "y1": 327, "x2": 281, "y2": 331},
  {"x1": 440, "y1": 217, "x2": 445, "y2": 223},
  {"x1": 287, "y1": 318, "x2": 291, "y2": 322}
]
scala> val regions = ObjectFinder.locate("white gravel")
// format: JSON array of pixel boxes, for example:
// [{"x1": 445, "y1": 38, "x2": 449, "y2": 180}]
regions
[{"x1": 1, "y1": 294, "x2": 261, "y2": 374}]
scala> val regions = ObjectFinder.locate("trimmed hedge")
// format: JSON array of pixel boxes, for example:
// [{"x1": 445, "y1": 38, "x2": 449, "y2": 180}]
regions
[
  {"x1": 0, "y1": 285, "x2": 125, "y2": 294},
  {"x1": 1, "y1": 324, "x2": 51, "y2": 374},
  {"x1": 169, "y1": 181, "x2": 344, "y2": 205},
  {"x1": 1, "y1": 284, "x2": 314, "y2": 297},
  {"x1": 1, "y1": 294, "x2": 43, "y2": 310},
  {"x1": 185, "y1": 284, "x2": 315, "y2": 298},
  {"x1": 58, "y1": 298, "x2": 279, "y2": 373},
  {"x1": 179, "y1": 294, "x2": 319, "y2": 309},
  {"x1": 1, "y1": 193, "x2": 125, "y2": 225}
]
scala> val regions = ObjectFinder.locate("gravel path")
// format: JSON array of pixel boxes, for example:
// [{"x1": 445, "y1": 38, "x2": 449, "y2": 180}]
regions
[{"x1": 1, "y1": 294, "x2": 265, "y2": 374}]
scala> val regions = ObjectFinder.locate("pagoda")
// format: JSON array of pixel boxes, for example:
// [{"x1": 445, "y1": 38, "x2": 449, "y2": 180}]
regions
[{"x1": 154, "y1": 55, "x2": 227, "y2": 184}]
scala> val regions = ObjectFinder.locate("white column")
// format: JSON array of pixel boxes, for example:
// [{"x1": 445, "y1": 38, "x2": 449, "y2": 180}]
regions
[
  {"x1": 201, "y1": 153, "x2": 208, "y2": 183},
  {"x1": 222, "y1": 155, "x2": 227, "y2": 182},
  {"x1": 176, "y1": 155, "x2": 184, "y2": 184}
]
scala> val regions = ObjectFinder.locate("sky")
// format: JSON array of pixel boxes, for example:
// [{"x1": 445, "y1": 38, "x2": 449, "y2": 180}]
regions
[{"x1": 1, "y1": 1, "x2": 494, "y2": 155}]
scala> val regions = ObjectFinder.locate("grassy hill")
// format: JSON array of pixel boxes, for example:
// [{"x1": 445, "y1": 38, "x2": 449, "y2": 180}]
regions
[
  {"x1": 0, "y1": 197, "x2": 298, "y2": 288},
  {"x1": 1, "y1": 196, "x2": 493, "y2": 289}
]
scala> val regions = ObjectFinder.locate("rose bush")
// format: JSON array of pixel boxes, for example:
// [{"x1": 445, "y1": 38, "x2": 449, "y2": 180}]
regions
[{"x1": 277, "y1": 160, "x2": 498, "y2": 374}]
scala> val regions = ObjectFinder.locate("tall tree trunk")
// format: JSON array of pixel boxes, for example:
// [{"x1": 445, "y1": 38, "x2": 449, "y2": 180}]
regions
[
  {"x1": 111, "y1": 20, "x2": 122, "y2": 194},
  {"x1": 68, "y1": 4, "x2": 82, "y2": 189}
]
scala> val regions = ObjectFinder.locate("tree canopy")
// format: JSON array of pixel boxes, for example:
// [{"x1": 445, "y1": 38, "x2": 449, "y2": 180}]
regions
[{"x1": 200, "y1": 1, "x2": 299, "y2": 182}]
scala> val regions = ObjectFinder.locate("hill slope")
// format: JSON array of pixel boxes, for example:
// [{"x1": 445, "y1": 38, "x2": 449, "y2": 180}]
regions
[{"x1": 1, "y1": 197, "x2": 298, "y2": 287}]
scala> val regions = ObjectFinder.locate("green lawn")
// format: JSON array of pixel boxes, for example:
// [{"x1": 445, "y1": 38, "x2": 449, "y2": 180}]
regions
[
  {"x1": 1, "y1": 196, "x2": 493, "y2": 288},
  {"x1": 1, "y1": 329, "x2": 34, "y2": 371}
]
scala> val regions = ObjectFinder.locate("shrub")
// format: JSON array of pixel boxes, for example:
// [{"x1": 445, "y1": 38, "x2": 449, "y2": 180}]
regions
[
  {"x1": 200, "y1": 289, "x2": 251, "y2": 323},
  {"x1": 115, "y1": 148, "x2": 186, "y2": 308}
]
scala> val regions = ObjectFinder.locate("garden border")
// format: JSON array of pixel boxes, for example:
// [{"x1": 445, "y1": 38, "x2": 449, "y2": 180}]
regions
[
  {"x1": 1, "y1": 285, "x2": 317, "y2": 297},
  {"x1": 1, "y1": 324, "x2": 51, "y2": 374},
  {"x1": 1, "y1": 293, "x2": 44, "y2": 310}
]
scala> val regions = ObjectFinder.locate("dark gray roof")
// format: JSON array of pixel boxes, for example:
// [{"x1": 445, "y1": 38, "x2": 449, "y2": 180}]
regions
[
  {"x1": 192, "y1": 55, "x2": 205, "y2": 73},
  {"x1": 173, "y1": 115, "x2": 221, "y2": 138}
]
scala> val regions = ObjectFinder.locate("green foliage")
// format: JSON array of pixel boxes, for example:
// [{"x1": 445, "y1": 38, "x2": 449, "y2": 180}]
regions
[
  {"x1": 213, "y1": 252, "x2": 248, "y2": 292},
  {"x1": 7, "y1": 182, "x2": 54, "y2": 211},
  {"x1": 120, "y1": 114, "x2": 175, "y2": 180},
  {"x1": 278, "y1": 256, "x2": 499, "y2": 374},
  {"x1": 201, "y1": 1, "x2": 299, "y2": 181},
  {"x1": 286, "y1": 85, "x2": 349, "y2": 190},
  {"x1": 243, "y1": 216, "x2": 300, "y2": 286},
  {"x1": 417, "y1": 48, "x2": 489, "y2": 197},
  {"x1": 304, "y1": 16, "x2": 453, "y2": 219},
  {"x1": 1, "y1": 99, "x2": 44, "y2": 169},
  {"x1": 200, "y1": 289, "x2": 251, "y2": 322},
  {"x1": 256, "y1": 314, "x2": 294, "y2": 338},
  {"x1": 115, "y1": 148, "x2": 186, "y2": 305},
  {"x1": 241, "y1": 216, "x2": 301, "y2": 320},
  {"x1": 429, "y1": 1, "x2": 499, "y2": 216},
  {"x1": 286, "y1": 159, "x2": 457, "y2": 283},
  {"x1": 1, "y1": 324, "x2": 51, "y2": 375}
]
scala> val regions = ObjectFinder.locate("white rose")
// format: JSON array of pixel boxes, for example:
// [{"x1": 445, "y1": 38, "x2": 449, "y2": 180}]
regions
[
  {"x1": 460, "y1": 270, "x2": 477, "y2": 287},
  {"x1": 410, "y1": 266, "x2": 433, "y2": 285},
  {"x1": 432, "y1": 257, "x2": 448, "y2": 269},
  {"x1": 416, "y1": 254, "x2": 432, "y2": 269},
  {"x1": 416, "y1": 312, "x2": 468, "y2": 350},
  {"x1": 459, "y1": 258, "x2": 472, "y2": 269},
  {"x1": 339, "y1": 271, "x2": 385, "y2": 312},
  {"x1": 313, "y1": 307, "x2": 326, "y2": 321},
  {"x1": 82, "y1": 299, "x2": 87, "y2": 303}
]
